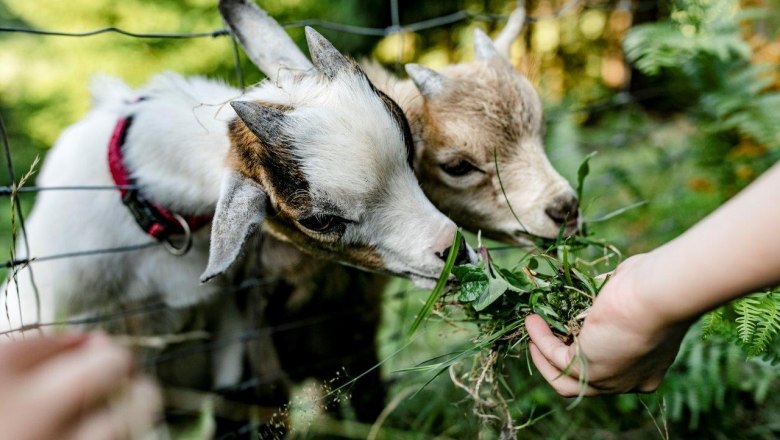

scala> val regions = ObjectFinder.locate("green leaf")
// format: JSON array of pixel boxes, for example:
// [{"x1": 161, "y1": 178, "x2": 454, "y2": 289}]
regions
[
  {"x1": 584, "y1": 200, "x2": 648, "y2": 223},
  {"x1": 562, "y1": 245, "x2": 573, "y2": 286},
  {"x1": 472, "y1": 261, "x2": 523, "y2": 311},
  {"x1": 407, "y1": 229, "x2": 463, "y2": 338},
  {"x1": 571, "y1": 268, "x2": 597, "y2": 295},
  {"x1": 452, "y1": 264, "x2": 489, "y2": 302},
  {"x1": 576, "y1": 151, "x2": 597, "y2": 203},
  {"x1": 533, "y1": 304, "x2": 567, "y2": 333},
  {"x1": 499, "y1": 267, "x2": 531, "y2": 290}
]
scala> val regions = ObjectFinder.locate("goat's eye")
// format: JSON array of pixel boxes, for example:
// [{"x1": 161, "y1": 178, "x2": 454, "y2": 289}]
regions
[
  {"x1": 298, "y1": 214, "x2": 350, "y2": 234},
  {"x1": 440, "y1": 160, "x2": 480, "y2": 177}
]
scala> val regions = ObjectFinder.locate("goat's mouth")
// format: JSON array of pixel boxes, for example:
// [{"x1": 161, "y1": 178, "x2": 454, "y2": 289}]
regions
[{"x1": 401, "y1": 270, "x2": 457, "y2": 289}]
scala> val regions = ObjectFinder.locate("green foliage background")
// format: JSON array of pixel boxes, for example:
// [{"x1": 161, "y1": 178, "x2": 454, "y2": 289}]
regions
[{"x1": 2, "y1": 0, "x2": 780, "y2": 438}]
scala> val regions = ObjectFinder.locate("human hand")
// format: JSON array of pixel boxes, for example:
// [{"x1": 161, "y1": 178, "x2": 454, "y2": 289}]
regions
[
  {"x1": 526, "y1": 254, "x2": 691, "y2": 396},
  {"x1": 0, "y1": 333, "x2": 162, "y2": 440}
]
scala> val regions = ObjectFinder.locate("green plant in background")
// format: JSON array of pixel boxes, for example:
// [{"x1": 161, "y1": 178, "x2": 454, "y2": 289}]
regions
[
  {"x1": 652, "y1": 325, "x2": 780, "y2": 432},
  {"x1": 624, "y1": 0, "x2": 780, "y2": 192},
  {"x1": 702, "y1": 289, "x2": 780, "y2": 360}
]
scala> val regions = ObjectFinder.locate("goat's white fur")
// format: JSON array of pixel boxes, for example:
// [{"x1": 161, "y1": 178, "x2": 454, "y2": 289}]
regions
[{"x1": 2, "y1": 43, "x2": 456, "y2": 367}]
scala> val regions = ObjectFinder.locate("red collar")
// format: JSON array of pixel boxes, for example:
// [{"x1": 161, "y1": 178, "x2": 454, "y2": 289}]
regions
[{"x1": 108, "y1": 115, "x2": 211, "y2": 247}]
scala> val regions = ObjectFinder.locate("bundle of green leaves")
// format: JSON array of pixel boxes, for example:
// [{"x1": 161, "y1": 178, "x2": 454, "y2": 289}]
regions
[
  {"x1": 454, "y1": 239, "x2": 606, "y2": 342},
  {"x1": 418, "y1": 232, "x2": 615, "y2": 349},
  {"x1": 404, "y1": 228, "x2": 620, "y2": 436}
]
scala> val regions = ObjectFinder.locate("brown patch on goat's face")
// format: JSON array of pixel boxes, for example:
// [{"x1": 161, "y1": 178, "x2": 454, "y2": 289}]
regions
[
  {"x1": 227, "y1": 104, "x2": 312, "y2": 220},
  {"x1": 227, "y1": 108, "x2": 388, "y2": 270},
  {"x1": 262, "y1": 215, "x2": 385, "y2": 272},
  {"x1": 404, "y1": 61, "x2": 576, "y2": 241}
]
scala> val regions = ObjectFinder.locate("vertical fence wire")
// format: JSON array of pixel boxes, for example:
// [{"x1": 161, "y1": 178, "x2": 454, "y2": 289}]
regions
[{"x1": 389, "y1": 0, "x2": 403, "y2": 74}]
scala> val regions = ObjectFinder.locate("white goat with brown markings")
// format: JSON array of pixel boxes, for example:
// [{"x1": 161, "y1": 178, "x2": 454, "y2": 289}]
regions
[
  {"x1": 1, "y1": 22, "x2": 468, "y2": 396},
  {"x1": 210, "y1": 0, "x2": 579, "y2": 427}
]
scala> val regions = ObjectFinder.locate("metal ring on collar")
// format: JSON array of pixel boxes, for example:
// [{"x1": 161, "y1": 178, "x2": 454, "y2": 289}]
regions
[{"x1": 163, "y1": 213, "x2": 193, "y2": 256}]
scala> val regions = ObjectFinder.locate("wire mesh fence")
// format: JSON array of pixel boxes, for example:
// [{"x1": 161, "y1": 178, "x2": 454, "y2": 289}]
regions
[{"x1": 1, "y1": 0, "x2": 648, "y2": 436}]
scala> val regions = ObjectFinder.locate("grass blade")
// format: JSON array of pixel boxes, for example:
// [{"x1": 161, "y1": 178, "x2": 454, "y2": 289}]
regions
[
  {"x1": 584, "y1": 200, "x2": 647, "y2": 223},
  {"x1": 407, "y1": 229, "x2": 462, "y2": 339},
  {"x1": 576, "y1": 151, "x2": 597, "y2": 203}
]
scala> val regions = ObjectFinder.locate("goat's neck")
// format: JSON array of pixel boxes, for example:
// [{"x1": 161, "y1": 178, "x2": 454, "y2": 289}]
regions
[{"x1": 123, "y1": 98, "x2": 236, "y2": 217}]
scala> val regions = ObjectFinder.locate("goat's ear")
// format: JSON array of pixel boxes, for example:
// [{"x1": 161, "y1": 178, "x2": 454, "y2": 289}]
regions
[
  {"x1": 473, "y1": 28, "x2": 503, "y2": 62},
  {"x1": 230, "y1": 100, "x2": 286, "y2": 144},
  {"x1": 305, "y1": 26, "x2": 353, "y2": 80},
  {"x1": 405, "y1": 64, "x2": 449, "y2": 99},
  {"x1": 219, "y1": 0, "x2": 313, "y2": 82},
  {"x1": 201, "y1": 170, "x2": 267, "y2": 283}
]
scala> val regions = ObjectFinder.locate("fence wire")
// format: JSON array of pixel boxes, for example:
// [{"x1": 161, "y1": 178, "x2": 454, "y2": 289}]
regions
[
  {"x1": 1, "y1": 0, "x2": 645, "y2": 436},
  {"x1": 0, "y1": 2, "x2": 582, "y2": 40}
]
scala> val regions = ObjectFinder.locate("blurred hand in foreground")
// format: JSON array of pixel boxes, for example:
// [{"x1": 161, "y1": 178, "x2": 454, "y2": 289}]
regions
[{"x1": 0, "y1": 333, "x2": 162, "y2": 440}]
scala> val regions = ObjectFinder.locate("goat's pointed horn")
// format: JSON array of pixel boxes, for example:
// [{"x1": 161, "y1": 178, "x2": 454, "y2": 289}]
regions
[
  {"x1": 219, "y1": 0, "x2": 312, "y2": 82},
  {"x1": 493, "y1": 6, "x2": 526, "y2": 58},
  {"x1": 230, "y1": 100, "x2": 286, "y2": 142},
  {"x1": 405, "y1": 64, "x2": 449, "y2": 99},
  {"x1": 305, "y1": 27, "x2": 353, "y2": 80}
]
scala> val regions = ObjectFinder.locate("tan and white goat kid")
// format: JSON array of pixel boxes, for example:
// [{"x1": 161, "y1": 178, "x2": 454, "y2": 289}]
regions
[
  {"x1": 1, "y1": 27, "x2": 465, "y2": 387},
  {"x1": 391, "y1": 33, "x2": 581, "y2": 241}
]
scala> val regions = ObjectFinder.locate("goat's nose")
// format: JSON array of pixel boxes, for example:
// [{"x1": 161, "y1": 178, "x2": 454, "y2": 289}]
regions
[
  {"x1": 545, "y1": 195, "x2": 580, "y2": 226},
  {"x1": 436, "y1": 237, "x2": 472, "y2": 265}
]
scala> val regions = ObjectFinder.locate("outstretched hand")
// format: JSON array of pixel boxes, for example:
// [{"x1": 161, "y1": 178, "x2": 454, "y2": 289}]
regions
[
  {"x1": 526, "y1": 254, "x2": 690, "y2": 396},
  {"x1": 526, "y1": 163, "x2": 780, "y2": 397}
]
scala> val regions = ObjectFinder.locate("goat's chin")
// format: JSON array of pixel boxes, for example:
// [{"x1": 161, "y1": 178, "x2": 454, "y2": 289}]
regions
[{"x1": 400, "y1": 271, "x2": 440, "y2": 289}]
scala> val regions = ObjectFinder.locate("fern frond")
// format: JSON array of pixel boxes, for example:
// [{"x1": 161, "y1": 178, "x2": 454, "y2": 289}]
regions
[
  {"x1": 701, "y1": 308, "x2": 726, "y2": 339},
  {"x1": 734, "y1": 295, "x2": 762, "y2": 345},
  {"x1": 730, "y1": 291, "x2": 780, "y2": 356},
  {"x1": 746, "y1": 294, "x2": 780, "y2": 356}
]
